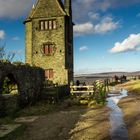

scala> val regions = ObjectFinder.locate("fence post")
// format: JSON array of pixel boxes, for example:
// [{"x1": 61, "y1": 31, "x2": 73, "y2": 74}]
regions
[
  {"x1": 70, "y1": 82, "x2": 74, "y2": 96},
  {"x1": 55, "y1": 85, "x2": 59, "y2": 102}
]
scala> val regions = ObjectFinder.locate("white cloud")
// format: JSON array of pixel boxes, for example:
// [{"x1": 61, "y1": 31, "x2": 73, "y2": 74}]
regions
[
  {"x1": 74, "y1": 16, "x2": 119, "y2": 36},
  {"x1": 77, "y1": 0, "x2": 95, "y2": 7},
  {"x1": 0, "y1": 0, "x2": 36, "y2": 18},
  {"x1": 79, "y1": 46, "x2": 89, "y2": 51},
  {"x1": 73, "y1": 0, "x2": 110, "y2": 22},
  {"x1": 0, "y1": 0, "x2": 139, "y2": 20},
  {"x1": 94, "y1": 16, "x2": 119, "y2": 34},
  {"x1": 110, "y1": 33, "x2": 140, "y2": 53},
  {"x1": 0, "y1": 30, "x2": 5, "y2": 39},
  {"x1": 12, "y1": 36, "x2": 20, "y2": 41},
  {"x1": 74, "y1": 22, "x2": 94, "y2": 35},
  {"x1": 88, "y1": 12, "x2": 100, "y2": 20},
  {"x1": 73, "y1": 0, "x2": 140, "y2": 23}
]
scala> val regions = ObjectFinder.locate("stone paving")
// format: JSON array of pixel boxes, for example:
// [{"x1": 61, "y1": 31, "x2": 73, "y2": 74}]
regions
[
  {"x1": 15, "y1": 116, "x2": 39, "y2": 123},
  {"x1": 0, "y1": 124, "x2": 22, "y2": 138}
]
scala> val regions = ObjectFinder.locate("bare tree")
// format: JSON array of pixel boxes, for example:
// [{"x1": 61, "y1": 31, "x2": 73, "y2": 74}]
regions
[
  {"x1": 0, "y1": 45, "x2": 15, "y2": 62},
  {"x1": 0, "y1": 46, "x2": 5, "y2": 60}
]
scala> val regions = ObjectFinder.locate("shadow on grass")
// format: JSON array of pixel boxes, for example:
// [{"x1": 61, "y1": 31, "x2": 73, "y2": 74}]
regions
[{"x1": 9, "y1": 102, "x2": 110, "y2": 140}]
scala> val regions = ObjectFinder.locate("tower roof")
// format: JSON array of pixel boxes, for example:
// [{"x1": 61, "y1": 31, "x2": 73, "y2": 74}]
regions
[{"x1": 24, "y1": 0, "x2": 66, "y2": 23}]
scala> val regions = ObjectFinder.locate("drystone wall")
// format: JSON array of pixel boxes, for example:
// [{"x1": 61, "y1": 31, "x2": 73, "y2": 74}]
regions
[{"x1": 0, "y1": 62, "x2": 45, "y2": 116}]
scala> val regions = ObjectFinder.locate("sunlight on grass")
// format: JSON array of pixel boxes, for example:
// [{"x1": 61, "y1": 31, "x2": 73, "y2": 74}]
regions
[{"x1": 120, "y1": 80, "x2": 140, "y2": 95}]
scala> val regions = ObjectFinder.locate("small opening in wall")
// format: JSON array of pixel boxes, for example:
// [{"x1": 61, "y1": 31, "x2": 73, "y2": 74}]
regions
[
  {"x1": 60, "y1": 50, "x2": 62, "y2": 53},
  {"x1": 2, "y1": 74, "x2": 19, "y2": 95}
]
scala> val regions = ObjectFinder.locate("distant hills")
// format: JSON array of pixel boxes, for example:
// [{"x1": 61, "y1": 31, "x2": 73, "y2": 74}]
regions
[
  {"x1": 74, "y1": 71, "x2": 140, "y2": 84},
  {"x1": 75, "y1": 71, "x2": 140, "y2": 78}
]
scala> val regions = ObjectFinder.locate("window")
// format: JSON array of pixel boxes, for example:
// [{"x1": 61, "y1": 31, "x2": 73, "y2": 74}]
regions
[
  {"x1": 43, "y1": 43, "x2": 55, "y2": 55},
  {"x1": 45, "y1": 69, "x2": 54, "y2": 79},
  {"x1": 39, "y1": 20, "x2": 56, "y2": 30},
  {"x1": 45, "y1": 21, "x2": 48, "y2": 30},
  {"x1": 53, "y1": 20, "x2": 56, "y2": 29},
  {"x1": 40, "y1": 21, "x2": 44, "y2": 30},
  {"x1": 49, "y1": 20, "x2": 52, "y2": 30}
]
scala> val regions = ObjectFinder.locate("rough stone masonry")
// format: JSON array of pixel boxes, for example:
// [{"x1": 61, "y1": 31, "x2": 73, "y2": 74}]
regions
[
  {"x1": 24, "y1": 0, "x2": 74, "y2": 85},
  {"x1": 0, "y1": 62, "x2": 45, "y2": 116}
]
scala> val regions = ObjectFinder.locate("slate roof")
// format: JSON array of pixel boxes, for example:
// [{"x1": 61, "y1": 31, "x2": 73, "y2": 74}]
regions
[{"x1": 24, "y1": 0, "x2": 67, "y2": 23}]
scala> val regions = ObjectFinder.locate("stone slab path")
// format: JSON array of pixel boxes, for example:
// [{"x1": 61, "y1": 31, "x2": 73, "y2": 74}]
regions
[{"x1": 0, "y1": 124, "x2": 22, "y2": 139}]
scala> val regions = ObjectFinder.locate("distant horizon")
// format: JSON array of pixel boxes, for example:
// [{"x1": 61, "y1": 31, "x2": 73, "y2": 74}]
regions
[{"x1": 74, "y1": 70, "x2": 140, "y2": 76}]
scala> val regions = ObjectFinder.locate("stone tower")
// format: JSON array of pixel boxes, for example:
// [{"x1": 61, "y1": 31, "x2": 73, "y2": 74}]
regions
[{"x1": 24, "y1": 0, "x2": 73, "y2": 85}]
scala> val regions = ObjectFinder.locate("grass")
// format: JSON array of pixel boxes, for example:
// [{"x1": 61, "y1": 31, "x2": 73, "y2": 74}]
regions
[
  {"x1": 0, "y1": 101, "x2": 61, "y2": 140},
  {"x1": 0, "y1": 81, "x2": 108, "y2": 124},
  {"x1": 0, "y1": 101, "x2": 59, "y2": 125},
  {"x1": 0, "y1": 117, "x2": 15, "y2": 124},
  {"x1": 0, "y1": 124, "x2": 26, "y2": 140},
  {"x1": 118, "y1": 80, "x2": 140, "y2": 96},
  {"x1": 15, "y1": 101, "x2": 58, "y2": 117}
]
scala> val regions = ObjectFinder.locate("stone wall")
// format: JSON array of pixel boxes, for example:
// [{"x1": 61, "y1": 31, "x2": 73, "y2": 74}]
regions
[
  {"x1": 0, "y1": 62, "x2": 45, "y2": 116},
  {"x1": 43, "y1": 85, "x2": 70, "y2": 103},
  {"x1": 25, "y1": 0, "x2": 73, "y2": 85},
  {"x1": 31, "y1": 17, "x2": 68, "y2": 85}
]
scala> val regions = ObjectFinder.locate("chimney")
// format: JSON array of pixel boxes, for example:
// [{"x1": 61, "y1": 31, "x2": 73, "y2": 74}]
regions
[{"x1": 64, "y1": 0, "x2": 72, "y2": 16}]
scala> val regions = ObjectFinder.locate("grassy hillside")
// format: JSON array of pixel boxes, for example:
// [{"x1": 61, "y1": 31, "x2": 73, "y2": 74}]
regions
[{"x1": 119, "y1": 80, "x2": 140, "y2": 95}]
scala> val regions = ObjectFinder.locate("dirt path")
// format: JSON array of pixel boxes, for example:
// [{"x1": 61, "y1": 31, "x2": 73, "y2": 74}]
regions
[
  {"x1": 119, "y1": 94, "x2": 140, "y2": 140},
  {"x1": 10, "y1": 84, "x2": 140, "y2": 140},
  {"x1": 15, "y1": 106, "x2": 110, "y2": 140},
  {"x1": 116, "y1": 81, "x2": 140, "y2": 140}
]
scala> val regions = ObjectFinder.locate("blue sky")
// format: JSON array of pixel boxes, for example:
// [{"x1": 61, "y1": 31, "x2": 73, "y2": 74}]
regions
[{"x1": 0, "y1": 0, "x2": 140, "y2": 74}]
